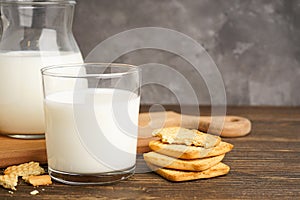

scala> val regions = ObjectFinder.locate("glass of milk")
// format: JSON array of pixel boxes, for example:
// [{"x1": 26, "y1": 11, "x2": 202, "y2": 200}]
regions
[{"x1": 41, "y1": 63, "x2": 141, "y2": 185}]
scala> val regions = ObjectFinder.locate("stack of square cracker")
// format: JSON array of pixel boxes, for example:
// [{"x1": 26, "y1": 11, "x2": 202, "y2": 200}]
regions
[{"x1": 143, "y1": 127, "x2": 234, "y2": 182}]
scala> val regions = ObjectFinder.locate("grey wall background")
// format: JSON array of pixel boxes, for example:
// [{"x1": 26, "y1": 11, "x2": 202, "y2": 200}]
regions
[{"x1": 73, "y1": 0, "x2": 300, "y2": 106}]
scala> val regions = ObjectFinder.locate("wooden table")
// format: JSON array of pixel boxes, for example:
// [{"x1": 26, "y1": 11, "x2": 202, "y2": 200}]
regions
[{"x1": 0, "y1": 106, "x2": 299, "y2": 199}]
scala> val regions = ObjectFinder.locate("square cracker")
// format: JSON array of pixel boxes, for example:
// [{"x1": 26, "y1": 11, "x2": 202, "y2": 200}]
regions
[
  {"x1": 146, "y1": 162, "x2": 230, "y2": 182},
  {"x1": 149, "y1": 140, "x2": 234, "y2": 160},
  {"x1": 144, "y1": 151, "x2": 225, "y2": 171}
]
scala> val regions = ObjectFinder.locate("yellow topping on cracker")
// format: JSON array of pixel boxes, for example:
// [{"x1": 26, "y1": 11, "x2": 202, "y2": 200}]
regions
[{"x1": 152, "y1": 127, "x2": 221, "y2": 148}]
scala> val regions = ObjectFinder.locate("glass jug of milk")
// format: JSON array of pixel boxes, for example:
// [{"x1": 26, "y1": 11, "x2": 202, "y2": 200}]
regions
[{"x1": 0, "y1": 0, "x2": 83, "y2": 139}]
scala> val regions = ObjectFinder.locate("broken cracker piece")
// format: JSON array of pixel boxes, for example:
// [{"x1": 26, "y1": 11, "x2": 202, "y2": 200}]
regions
[
  {"x1": 0, "y1": 174, "x2": 18, "y2": 191},
  {"x1": 24, "y1": 175, "x2": 52, "y2": 187},
  {"x1": 4, "y1": 161, "x2": 45, "y2": 177}
]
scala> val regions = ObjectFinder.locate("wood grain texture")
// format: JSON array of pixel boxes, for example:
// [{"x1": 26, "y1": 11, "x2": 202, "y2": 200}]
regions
[
  {"x1": 0, "y1": 136, "x2": 47, "y2": 168},
  {"x1": 138, "y1": 111, "x2": 251, "y2": 138},
  {"x1": 0, "y1": 106, "x2": 299, "y2": 199}
]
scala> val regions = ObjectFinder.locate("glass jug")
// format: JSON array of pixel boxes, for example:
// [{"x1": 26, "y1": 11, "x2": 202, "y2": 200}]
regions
[{"x1": 0, "y1": 0, "x2": 83, "y2": 139}]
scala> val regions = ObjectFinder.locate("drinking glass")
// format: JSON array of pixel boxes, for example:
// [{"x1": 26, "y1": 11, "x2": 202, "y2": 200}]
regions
[{"x1": 41, "y1": 63, "x2": 140, "y2": 184}]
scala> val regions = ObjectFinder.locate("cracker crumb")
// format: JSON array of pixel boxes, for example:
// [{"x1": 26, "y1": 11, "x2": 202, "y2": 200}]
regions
[
  {"x1": 8, "y1": 191, "x2": 14, "y2": 194},
  {"x1": 30, "y1": 190, "x2": 39, "y2": 195}
]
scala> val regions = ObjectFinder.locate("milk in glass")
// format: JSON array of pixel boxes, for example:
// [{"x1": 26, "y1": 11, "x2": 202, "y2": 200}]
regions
[{"x1": 44, "y1": 88, "x2": 140, "y2": 173}]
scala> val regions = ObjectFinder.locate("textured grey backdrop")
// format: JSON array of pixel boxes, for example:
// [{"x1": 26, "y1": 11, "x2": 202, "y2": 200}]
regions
[{"x1": 73, "y1": 0, "x2": 300, "y2": 105}]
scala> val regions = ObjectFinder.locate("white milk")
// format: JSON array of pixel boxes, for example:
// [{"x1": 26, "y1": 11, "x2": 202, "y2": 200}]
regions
[
  {"x1": 44, "y1": 89, "x2": 140, "y2": 174},
  {"x1": 0, "y1": 51, "x2": 83, "y2": 134}
]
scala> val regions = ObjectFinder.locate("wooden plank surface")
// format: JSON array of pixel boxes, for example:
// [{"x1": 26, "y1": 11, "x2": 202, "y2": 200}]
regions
[
  {"x1": 0, "y1": 136, "x2": 47, "y2": 168},
  {"x1": 0, "y1": 106, "x2": 299, "y2": 199}
]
